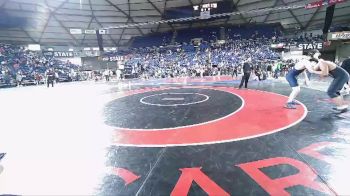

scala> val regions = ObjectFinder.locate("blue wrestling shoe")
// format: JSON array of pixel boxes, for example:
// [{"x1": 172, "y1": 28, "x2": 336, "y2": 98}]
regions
[
  {"x1": 284, "y1": 102, "x2": 296, "y2": 109},
  {"x1": 291, "y1": 100, "x2": 301, "y2": 105}
]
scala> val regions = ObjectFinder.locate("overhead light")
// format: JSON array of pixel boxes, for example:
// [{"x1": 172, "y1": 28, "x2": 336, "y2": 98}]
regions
[
  {"x1": 92, "y1": 47, "x2": 99, "y2": 51},
  {"x1": 69, "y1": 48, "x2": 74, "y2": 51},
  {"x1": 83, "y1": 48, "x2": 91, "y2": 51},
  {"x1": 48, "y1": 48, "x2": 53, "y2": 51}
]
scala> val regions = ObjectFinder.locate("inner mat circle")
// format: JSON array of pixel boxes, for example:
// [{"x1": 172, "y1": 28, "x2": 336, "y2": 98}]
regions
[
  {"x1": 104, "y1": 88, "x2": 243, "y2": 129},
  {"x1": 140, "y1": 93, "x2": 209, "y2": 106}
]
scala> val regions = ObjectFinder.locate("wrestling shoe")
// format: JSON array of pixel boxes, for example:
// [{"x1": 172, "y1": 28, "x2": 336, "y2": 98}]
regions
[
  {"x1": 284, "y1": 102, "x2": 296, "y2": 109},
  {"x1": 333, "y1": 105, "x2": 349, "y2": 113},
  {"x1": 291, "y1": 100, "x2": 301, "y2": 105}
]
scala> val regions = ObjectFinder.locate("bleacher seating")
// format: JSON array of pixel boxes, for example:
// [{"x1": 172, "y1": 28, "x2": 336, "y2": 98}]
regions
[
  {"x1": 132, "y1": 32, "x2": 173, "y2": 48},
  {"x1": 0, "y1": 43, "x2": 80, "y2": 88}
]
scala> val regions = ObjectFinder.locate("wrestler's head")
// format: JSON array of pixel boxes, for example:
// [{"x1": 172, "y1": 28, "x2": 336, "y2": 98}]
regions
[
  {"x1": 312, "y1": 50, "x2": 321, "y2": 59},
  {"x1": 302, "y1": 49, "x2": 321, "y2": 59}
]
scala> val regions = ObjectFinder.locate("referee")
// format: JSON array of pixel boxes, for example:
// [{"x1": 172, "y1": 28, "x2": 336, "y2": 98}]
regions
[{"x1": 239, "y1": 58, "x2": 253, "y2": 89}]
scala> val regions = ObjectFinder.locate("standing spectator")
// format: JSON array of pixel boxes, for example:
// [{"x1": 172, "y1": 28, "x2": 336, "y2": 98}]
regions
[
  {"x1": 55, "y1": 71, "x2": 59, "y2": 83},
  {"x1": 16, "y1": 72, "x2": 22, "y2": 87},
  {"x1": 104, "y1": 69, "x2": 111, "y2": 81},
  {"x1": 35, "y1": 72, "x2": 41, "y2": 85},
  {"x1": 255, "y1": 65, "x2": 262, "y2": 81},
  {"x1": 200, "y1": 67, "x2": 205, "y2": 78},
  {"x1": 273, "y1": 61, "x2": 282, "y2": 79},
  {"x1": 232, "y1": 65, "x2": 238, "y2": 78},
  {"x1": 4, "y1": 71, "x2": 11, "y2": 86},
  {"x1": 267, "y1": 63, "x2": 272, "y2": 78},
  {"x1": 46, "y1": 68, "x2": 55, "y2": 88},
  {"x1": 132, "y1": 66, "x2": 137, "y2": 78},
  {"x1": 116, "y1": 69, "x2": 122, "y2": 80}
]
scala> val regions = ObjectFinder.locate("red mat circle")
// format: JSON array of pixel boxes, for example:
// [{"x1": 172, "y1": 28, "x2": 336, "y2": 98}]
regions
[{"x1": 113, "y1": 86, "x2": 307, "y2": 147}]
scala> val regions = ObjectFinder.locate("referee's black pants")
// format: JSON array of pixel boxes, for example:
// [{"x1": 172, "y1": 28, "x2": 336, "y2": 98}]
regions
[{"x1": 239, "y1": 72, "x2": 251, "y2": 88}]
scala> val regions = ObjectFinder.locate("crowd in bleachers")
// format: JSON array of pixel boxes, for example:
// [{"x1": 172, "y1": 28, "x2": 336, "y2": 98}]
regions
[
  {"x1": 117, "y1": 25, "x2": 324, "y2": 80},
  {"x1": 1, "y1": 24, "x2": 326, "y2": 88},
  {"x1": 123, "y1": 33, "x2": 282, "y2": 78},
  {"x1": 121, "y1": 38, "x2": 280, "y2": 79},
  {"x1": 0, "y1": 43, "x2": 81, "y2": 88}
]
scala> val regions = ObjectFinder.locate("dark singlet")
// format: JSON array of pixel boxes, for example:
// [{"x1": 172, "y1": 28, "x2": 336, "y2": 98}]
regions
[
  {"x1": 328, "y1": 65, "x2": 347, "y2": 79},
  {"x1": 326, "y1": 66, "x2": 349, "y2": 99},
  {"x1": 341, "y1": 58, "x2": 350, "y2": 73},
  {"x1": 329, "y1": 68, "x2": 337, "y2": 78}
]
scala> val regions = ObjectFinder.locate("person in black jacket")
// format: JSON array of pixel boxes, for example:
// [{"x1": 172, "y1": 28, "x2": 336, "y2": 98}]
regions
[{"x1": 239, "y1": 58, "x2": 253, "y2": 89}]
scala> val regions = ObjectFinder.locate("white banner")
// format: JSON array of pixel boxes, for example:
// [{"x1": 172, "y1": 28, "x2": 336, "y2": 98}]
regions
[
  {"x1": 54, "y1": 51, "x2": 74, "y2": 57},
  {"x1": 70, "y1": 29, "x2": 82, "y2": 34},
  {"x1": 52, "y1": 51, "x2": 81, "y2": 57},
  {"x1": 85, "y1": 29, "x2": 96, "y2": 34},
  {"x1": 329, "y1": 31, "x2": 350, "y2": 40},
  {"x1": 297, "y1": 43, "x2": 323, "y2": 50},
  {"x1": 102, "y1": 56, "x2": 124, "y2": 62}
]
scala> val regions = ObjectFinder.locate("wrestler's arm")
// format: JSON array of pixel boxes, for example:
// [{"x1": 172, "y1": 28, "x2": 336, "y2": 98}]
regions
[
  {"x1": 309, "y1": 60, "x2": 328, "y2": 76},
  {"x1": 304, "y1": 61, "x2": 316, "y2": 73},
  {"x1": 303, "y1": 70, "x2": 310, "y2": 81},
  {"x1": 303, "y1": 70, "x2": 310, "y2": 86},
  {"x1": 320, "y1": 60, "x2": 329, "y2": 76}
]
